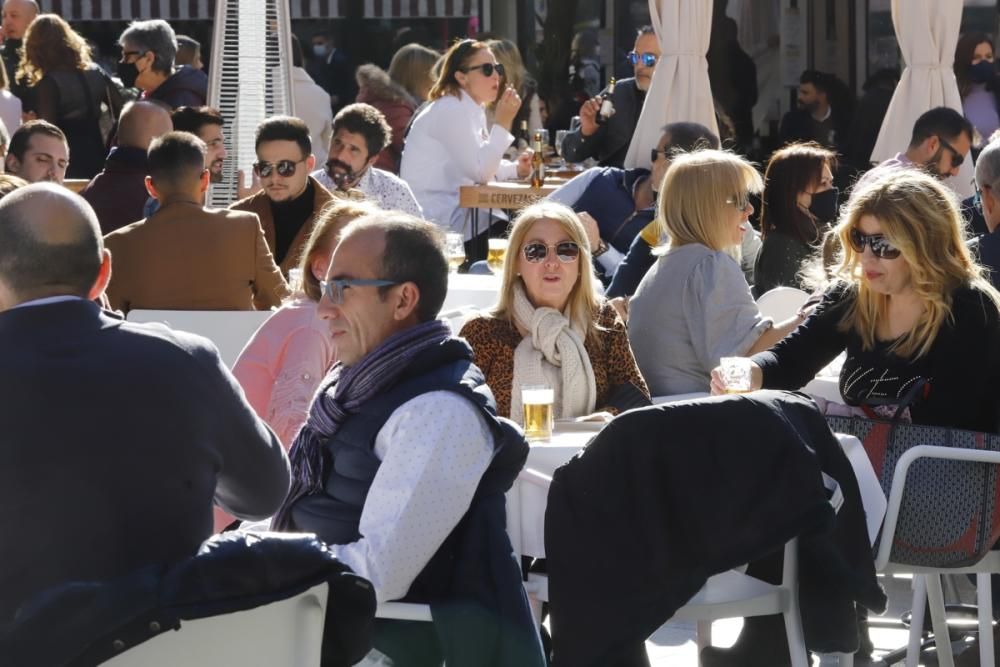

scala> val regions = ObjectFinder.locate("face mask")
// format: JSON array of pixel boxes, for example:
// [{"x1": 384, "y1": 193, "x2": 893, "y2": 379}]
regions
[
  {"x1": 117, "y1": 61, "x2": 139, "y2": 89},
  {"x1": 970, "y1": 60, "x2": 995, "y2": 84},
  {"x1": 313, "y1": 44, "x2": 330, "y2": 59},
  {"x1": 808, "y1": 187, "x2": 839, "y2": 223}
]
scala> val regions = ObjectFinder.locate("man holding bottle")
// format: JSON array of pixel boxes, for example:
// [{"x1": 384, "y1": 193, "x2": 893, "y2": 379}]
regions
[{"x1": 561, "y1": 26, "x2": 660, "y2": 168}]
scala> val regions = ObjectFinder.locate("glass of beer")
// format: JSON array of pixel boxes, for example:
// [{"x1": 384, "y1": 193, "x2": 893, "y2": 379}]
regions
[
  {"x1": 487, "y1": 238, "x2": 508, "y2": 274},
  {"x1": 720, "y1": 357, "x2": 753, "y2": 393},
  {"x1": 522, "y1": 385, "x2": 554, "y2": 441},
  {"x1": 444, "y1": 233, "x2": 465, "y2": 272}
]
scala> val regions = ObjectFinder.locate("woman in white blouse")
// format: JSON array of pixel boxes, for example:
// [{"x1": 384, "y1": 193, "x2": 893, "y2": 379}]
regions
[{"x1": 400, "y1": 39, "x2": 531, "y2": 239}]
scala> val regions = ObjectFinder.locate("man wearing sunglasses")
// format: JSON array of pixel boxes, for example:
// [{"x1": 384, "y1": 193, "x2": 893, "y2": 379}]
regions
[
  {"x1": 230, "y1": 116, "x2": 336, "y2": 276},
  {"x1": 854, "y1": 106, "x2": 973, "y2": 193},
  {"x1": 272, "y1": 212, "x2": 542, "y2": 665},
  {"x1": 311, "y1": 103, "x2": 422, "y2": 217},
  {"x1": 562, "y1": 26, "x2": 660, "y2": 168}
]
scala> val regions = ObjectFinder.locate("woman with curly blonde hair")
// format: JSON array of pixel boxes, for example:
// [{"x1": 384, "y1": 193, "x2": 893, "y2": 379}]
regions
[
  {"x1": 712, "y1": 169, "x2": 1000, "y2": 432},
  {"x1": 18, "y1": 14, "x2": 122, "y2": 178}
]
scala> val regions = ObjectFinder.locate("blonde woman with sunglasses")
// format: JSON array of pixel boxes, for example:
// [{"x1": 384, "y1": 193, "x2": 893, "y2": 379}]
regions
[
  {"x1": 710, "y1": 169, "x2": 1000, "y2": 433},
  {"x1": 628, "y1": 150, "x2": 806, "y2": 396},
  {"x1": 460, "y1": 201, "x2": 649, "y2": 422}
]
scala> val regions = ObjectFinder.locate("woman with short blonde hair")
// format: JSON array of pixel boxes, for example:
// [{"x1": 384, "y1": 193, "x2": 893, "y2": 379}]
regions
[
  {"x1": 712, "y1": 169, "x2": 1000, "y2": 434},
  {"x1": 629, "y1": 149, "x2": 802, "y2": 395},
  {"x1": 461, "y1": 201, "x2": 649, "y2": 420}
]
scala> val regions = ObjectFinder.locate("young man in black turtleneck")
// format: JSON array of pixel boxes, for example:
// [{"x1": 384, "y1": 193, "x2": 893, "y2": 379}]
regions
[
  {"x1": 1, "y1": 0, "x2": 37, "y2": 104},
  {"x1": 230, "y1": 116, "x2": 336, "y2": 276}
]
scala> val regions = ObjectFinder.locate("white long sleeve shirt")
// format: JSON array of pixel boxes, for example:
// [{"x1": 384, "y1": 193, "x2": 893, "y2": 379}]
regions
[
  {"x1": 312, "y1": 166, "x2": 423, "y2": 218},
  {"x1": 327, "y1": 390, "x2": 494, "y2": 603},
  {"x1": 400, "y1": 90, "x2": 519, "y2": 235}
]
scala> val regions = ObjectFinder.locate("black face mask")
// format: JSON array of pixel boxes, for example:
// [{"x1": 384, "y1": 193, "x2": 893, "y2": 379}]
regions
[
  {"x1": 117, "y1": 61, "x2": 140, "y2": 89},
  {"x1": 970, "y1": 60, "x2": 995, "y2": 84},
  {"x1": 808, "y1": 187, "x2": 839, "y2": 223}
]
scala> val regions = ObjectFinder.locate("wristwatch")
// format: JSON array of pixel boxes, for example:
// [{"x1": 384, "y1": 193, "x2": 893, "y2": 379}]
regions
[{"x1": 593, "y1": 239, "x2": 609, "y2": 258}]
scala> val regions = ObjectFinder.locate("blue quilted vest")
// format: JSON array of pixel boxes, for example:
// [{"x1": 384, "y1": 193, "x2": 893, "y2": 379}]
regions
[{"x1": 571, "y1": 166, "x2": 655, "y2": 253}]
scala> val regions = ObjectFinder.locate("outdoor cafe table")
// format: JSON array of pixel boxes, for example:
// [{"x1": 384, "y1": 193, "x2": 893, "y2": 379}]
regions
[
  {"x1": 444, "y1": 272, "x2": 501, "y2": 312},
  {"x1": 458, "y1": 179, "x2": 567, "y2": 260}
]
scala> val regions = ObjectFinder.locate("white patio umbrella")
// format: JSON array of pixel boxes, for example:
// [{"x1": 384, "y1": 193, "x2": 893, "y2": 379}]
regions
[
  {"x1": 624, "y1": 0, "x2": 719, "y2": 170},
  {"x1": 869, "y1": 0, "x2": 972, "y2": 196}
]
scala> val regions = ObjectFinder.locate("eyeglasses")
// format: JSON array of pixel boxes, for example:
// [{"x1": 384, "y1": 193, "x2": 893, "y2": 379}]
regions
[
  {"x1": 627, "y1": 51, "x2": 659, "y2": 67},
  {"x1": 650, "y1": 148, "x2": 670, "y2": 163},
  {"x1": 938, "y1": 135, "x2": 965, "y2": 168},
  {"x1": 320, "y1": 278, "x2": 399, "y2": 304},
  {"x1": 462, "y1": 62, "x2": 505, "y2": 78},
  {"x1": 848, "y1": 228, "x2": 901, "y2": 260},
  {"x1": 522, "y1": 241, "x2": 581, "y2": 263},
  {"x1": 252, "y1": 159, "x2": 306, "y2": 178},
  {"x1": 725, "y1": 192, "x2": 753, "y2": 211},
  {"x1": 120, "y1": 50, "x2": 147, "y2": 61}
]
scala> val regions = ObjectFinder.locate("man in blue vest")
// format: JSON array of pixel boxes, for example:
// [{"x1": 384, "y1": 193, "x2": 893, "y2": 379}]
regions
[{"x1": 271, "y1": 211, "x2": 543, "y2": 667}]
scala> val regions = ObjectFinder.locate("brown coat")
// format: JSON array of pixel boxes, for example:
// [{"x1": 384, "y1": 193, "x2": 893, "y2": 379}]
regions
[
  {"x1": 228, "y1": 176, "x2": 336, "y2": 275},
  {"x1": 104, "y1": 203, "x2": 290, "y2": 314}
]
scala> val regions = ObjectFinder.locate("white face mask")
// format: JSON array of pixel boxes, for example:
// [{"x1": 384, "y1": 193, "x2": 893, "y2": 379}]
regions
[{"x1": 313, "y1": 44, "x2": 330, "y2": 58}]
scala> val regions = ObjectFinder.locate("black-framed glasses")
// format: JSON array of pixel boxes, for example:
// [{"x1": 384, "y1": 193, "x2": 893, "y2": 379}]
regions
[
  {"x1": 650, "y1": 148, "x2": 670, "y2": 163},
  {"x1": 938, "y1": 135, "x2": 965, "y2": 168},
  {"x1": 119, "y1": 49, "x2": 147, "y2": 61},
  {"x1": 320, "y1": 278, "x2": 399, "y2": 305},
  {"x1": 725, "y1": 192, "x2": 752, "y2": 211},
  {"x1": 522, "y1": 241, "x2": 581, "y2": 263},
  {"x1": 253, "y1": 159, "x2": 306, "y2": 178},
  {"x1": 848, "y1": 228, "x2": 902, "y2": 260},
  {"x1": 463, "y1": 62, "x2": 505, "y2": 78},
  {"x1": 627, "y1": 51, "x2": 658, "y2": 67}
]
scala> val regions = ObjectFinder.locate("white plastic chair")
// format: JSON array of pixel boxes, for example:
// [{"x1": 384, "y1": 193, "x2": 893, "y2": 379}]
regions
[
  {"x1": 102, "y1": 582, "x2": 328, "y2": 666},
  {"x1": 756, "y1": 287, "x2": 810, "y2": 322},
  {"x1": 874, "y1": 445, "x2": 1000, "y2": 667},
  {"x1": 126, "y1": 310, "x2": 272, "y2": 368}
]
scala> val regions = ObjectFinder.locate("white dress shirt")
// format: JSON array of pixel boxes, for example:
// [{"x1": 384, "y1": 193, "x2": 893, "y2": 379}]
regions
[
  {"x1": 400, "y1": 90, "x2": 520, "y2": 236},
  {"x1": 327, "y1": 390, "x2": 494, "y2": 603},
  {"x1": 292, "y1": 66, "x2": 334, "y2": 167},
  {"x1": 312, "y1": 166, "x2": 423, "y2": 218}
]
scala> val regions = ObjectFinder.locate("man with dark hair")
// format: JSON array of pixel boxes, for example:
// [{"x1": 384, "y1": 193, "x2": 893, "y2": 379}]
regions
[
  {"x1": 272, "y1": 211, "x2": 542, "y2": 666},
  {"x1": 118, "y1": 19, "x2": 207, "y2": 109},
  {"x1": 306, "y1": 31, "x2": 355, "y2": 115},
  {"x1": 853, "y1": 106, "x2": 973, "y2": 192},
  {"x1": 230, "y1": 115, "x2": 336, "y2": 275},
  {"x1": 81, "y1": 101, "x2": 173, "y2": 234},
  {"x1": 171, "y1": 105, "x2": 227, "y2": 183},
  {"x1": 779, "y1": 70, "x2": 846, "y2": 150},
  {"x1": 104, "y1": 132, "x2": 288, "y2": 313},
  {"x1": 0, "y1": 182, "x2": 290, "y2": 625},
  {"x1": 562, "y1": 25, "x2": 660, "y2": 167},
  {"x1": 175, "y1": 34, "x2": 202, "y2": 70},
  {"x1": 312, "y1": 102, "x2": 421, "y2": 216},
  {"x1": 5, "y1": 119, "x2": 68, "y2": 184}
]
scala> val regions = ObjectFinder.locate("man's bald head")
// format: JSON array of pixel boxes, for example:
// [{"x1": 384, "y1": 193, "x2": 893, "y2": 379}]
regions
[
  {"x1": 0, "y1": 183, "x2": 104, "y2": 304},
  {"x1": 2, "y1": 0, "x2": 38, "y2": 41},
  {"x1": 116, "y1": 101, "x2": 173, "y2": 151}
]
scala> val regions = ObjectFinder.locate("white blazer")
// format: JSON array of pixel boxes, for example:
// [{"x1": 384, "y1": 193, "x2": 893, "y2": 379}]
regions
[{"x1": 400, "y1": 90, "x2": 518, "y2": 237}]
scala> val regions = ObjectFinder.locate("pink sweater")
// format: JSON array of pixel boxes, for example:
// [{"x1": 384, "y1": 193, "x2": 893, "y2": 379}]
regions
[{"x1": 232, "y1": 298, "x2": 337, "y2": 449}]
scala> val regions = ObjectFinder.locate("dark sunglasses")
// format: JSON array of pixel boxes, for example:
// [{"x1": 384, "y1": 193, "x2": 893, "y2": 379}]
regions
[
  {"x1": 627, "y1": 51, "x2": 658, "y2": 67},
  {"x1": 522, "y1": 241, "x2": 581, "y2": 263},
  {"x1": 252, "y1": 159, "x2": 306, "y2": 178},
  {"x1": 463, "y1": 62, "x2": 505, "y2": 78},
  {"x1": 650, "y1": 148, "x2": 670, "y2": 163},
  {"x1": 938, "y1": 135, "x2": 965, "y2": 168},
  {"x1": 848, "y1": 228, "x2": 901, "y2": 259}
]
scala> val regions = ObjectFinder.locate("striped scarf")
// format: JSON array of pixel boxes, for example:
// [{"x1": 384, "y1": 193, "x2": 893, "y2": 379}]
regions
[{"x1": 271, "y1": 319, "x2": 451, "y2": 529}]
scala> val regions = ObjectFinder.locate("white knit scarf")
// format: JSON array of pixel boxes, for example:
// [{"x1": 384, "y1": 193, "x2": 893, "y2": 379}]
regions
[{"x1": 509, "y1": 282, "x2": 597, "y2": 423}]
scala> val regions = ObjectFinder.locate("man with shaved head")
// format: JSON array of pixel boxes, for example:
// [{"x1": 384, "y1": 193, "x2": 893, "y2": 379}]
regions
[
  {"x1": 81, "y1": 101, "x2": 173, "y2": 234},
  {"x1": 0, "y1": 183, "x2": 290, "y2": 625},
  {"x1": 0, "y1": 0, "x2": 37, "y2": 102}
]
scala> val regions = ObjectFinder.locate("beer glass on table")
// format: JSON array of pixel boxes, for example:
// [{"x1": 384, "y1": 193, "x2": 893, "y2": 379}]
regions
[
  {"x1": 444, "y1": 233, "x2": 465, "y2": 272},
  {"x1": 719, "y1": 357, "x2": 753, "y2": 393},
  {"x1": 487, "y1": 238, "x2": 508, "y2": 274},
  {"x1": 522, "y1": 385, "x2": 554, "y2": 441}
]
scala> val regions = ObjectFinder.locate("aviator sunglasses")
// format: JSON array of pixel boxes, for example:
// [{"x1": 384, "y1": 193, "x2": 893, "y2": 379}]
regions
[
  {"x1": 848, "y1": 228, "x2": 901, "y2": 260},
  {"x1": 463, "y1": 62, "x2": 505, "y2": 78},
  {"x1": 252, "y1": 159, "x2": 306, "y2": 178},
  {"x1": 522, "y1": 241, "x2": 581, "y2": 263},
  {"x1": 627, "y1": 51, "x2": 659, "y2": 67}
]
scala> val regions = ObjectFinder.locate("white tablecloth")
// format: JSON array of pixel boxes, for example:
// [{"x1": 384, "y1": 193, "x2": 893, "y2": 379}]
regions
[{"x1": 443, "y1": 273, "x2": 501, "y2": 312}]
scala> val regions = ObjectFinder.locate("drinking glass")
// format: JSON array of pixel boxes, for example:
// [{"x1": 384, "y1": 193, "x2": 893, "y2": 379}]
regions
[
  {"x1": 555, "y1": 130, "x2": 569, "y2": 158},
  {"x1": 444, "y1": 233, "x2": 465, "y2": 272},
  {"x1": 537, "y1": 129, "x2": 550, "y2": 150},
  {"x1": 487, "y1": 237, "x2": 508, "y2": 274},
  {"x1": 522, "y1": 385, "x2": 554, "y2": 440},
  {"x1": 720, "y1": 357, "x2": 753, "y2": 393},
  {"x1": 287, "y1": 267, "x2": 303, "y2": 293},
  {"x1": 569, "y1": 115, "x2": 582, "y2": 133}
]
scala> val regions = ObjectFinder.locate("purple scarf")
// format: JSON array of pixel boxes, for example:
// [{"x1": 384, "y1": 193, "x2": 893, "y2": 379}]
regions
[{"x1": 271, "y1": 319, "x2": 451, "y2": 530}]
